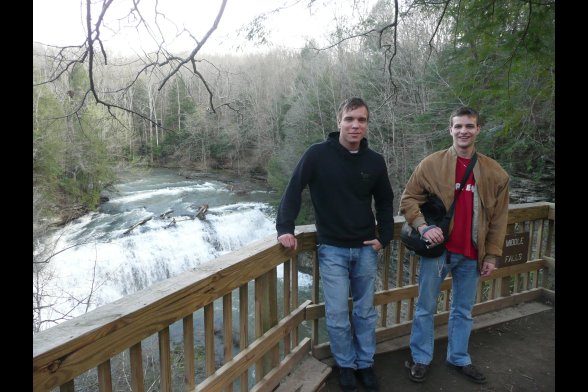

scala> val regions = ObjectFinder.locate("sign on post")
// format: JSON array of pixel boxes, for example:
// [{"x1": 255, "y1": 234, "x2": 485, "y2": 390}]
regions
[{"x1": 496, "y1": 232, "x2": 530, "y2": 268}]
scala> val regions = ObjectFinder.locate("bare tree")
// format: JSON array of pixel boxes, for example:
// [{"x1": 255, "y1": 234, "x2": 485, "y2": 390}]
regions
[{"x1": 33, "y1": 0, "x2": 230, "y2": 130}]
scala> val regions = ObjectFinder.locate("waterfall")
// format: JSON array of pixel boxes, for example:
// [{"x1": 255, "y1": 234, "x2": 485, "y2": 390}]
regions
[{"x1": 33, "y1": 169, "x2": 280, "y2": 332}]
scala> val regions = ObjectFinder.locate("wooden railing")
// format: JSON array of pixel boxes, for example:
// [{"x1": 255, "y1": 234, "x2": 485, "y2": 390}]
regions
[{"x1": 33, "y1": 202, "x2": 555, "y2": 392}]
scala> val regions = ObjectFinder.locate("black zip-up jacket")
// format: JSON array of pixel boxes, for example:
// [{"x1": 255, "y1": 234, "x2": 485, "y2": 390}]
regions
[{"x1": 276, "y1": 132, "x2": 395, "y2": 248}]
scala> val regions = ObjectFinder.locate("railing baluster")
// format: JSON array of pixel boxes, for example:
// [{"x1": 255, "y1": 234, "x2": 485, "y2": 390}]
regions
[
  {"x1": 255, "y1": 273, "x2": 266, "y2": 383},
  {"x1": 59, "y1": 380, "x2": 74, "y2": 392},
  {"x1": 159, "y1": 327, "x2": 172, "y2": 392},
  {"x1": 531, "y1": 269, "x2": 539, "y2": 289},
  {"x1": 130, "y1": 342, "x2": 144, "y2": 392},
  {"x1": 269, "y1": 268, "x2": 279, "y2": 369},
  {"x1": 283, "y1": 259, "x2": 292, "y2": 356},
  {"x1": 522, "y1": 272, "x2": 529, "y2": 291},
  {"x1": 535, "y1": 219, "x2": 545, "y2": 259},
  {"x1": 98, "y1": 359, "x2": 113, "y2": 392},
  {"x1": 395, "y1": 244, "x2": 405, "y2": 324},
  {"x1": 239, "y1": 284, "x2": 249, "y2": 392},
  {"x1": 311, "y1": 250, "x2": 320, "y2": 348},
  {"x1": 223, "y1": 293, "x2": 234, "y2": 392},
  {"x1": 292, "y1": 253, "x2": 299, "y2": 344},
  {"x1": 380, "y1": 244, "x2": 391, "y2": 328},
  {"x1": 182, "y1": 315, "x2": 194, "y2": 392},
  {"x1": 443, "y1": 288, "x2": 450, "y2": 311},
  {"x1": 546, "y1": 219, "x2": 555, "y2": 258},
  {"x1": 204, "y1": 303, "x2": 215, "y2": 377},
  {"x1": 407, "y1": 253, "x2": 417, "y2": 321}
]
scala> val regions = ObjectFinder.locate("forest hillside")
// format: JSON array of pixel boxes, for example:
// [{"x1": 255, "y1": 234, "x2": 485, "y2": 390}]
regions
[{"x1": 33, "y1": 0, "x2": 555, "y2": 238}]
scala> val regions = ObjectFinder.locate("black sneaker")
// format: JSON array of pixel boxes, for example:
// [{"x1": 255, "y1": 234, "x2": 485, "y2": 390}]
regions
[
  {"x1": 446, "y1": 362, "x2": 487, "y2": 384},
  {"x1": 338, "y1": 367, "x2": 358, "y2": 392},
  {"x1": 405, "y1": 359, "x2": 429, "y2": 383},
  {"x1": 356, "y1": 366, "x2": 379, "y2": 391}
]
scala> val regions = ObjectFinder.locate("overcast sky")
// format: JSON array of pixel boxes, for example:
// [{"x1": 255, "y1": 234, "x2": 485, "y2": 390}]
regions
[{"x1": 33, "y1": 0, "x2": 379, "y2": 55}]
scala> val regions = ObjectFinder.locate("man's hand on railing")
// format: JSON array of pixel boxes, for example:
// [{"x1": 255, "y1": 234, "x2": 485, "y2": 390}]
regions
[{"x1": 278, "y1": 233, "x2": 298, "y2": 250}]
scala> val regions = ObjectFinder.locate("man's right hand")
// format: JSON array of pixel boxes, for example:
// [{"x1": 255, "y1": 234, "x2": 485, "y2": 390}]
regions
[
  {"x1": 418, "y1": 224, "x2": 444, "y2": 245},
  {"x1": 277, "y1": 233, "x2": 298, "y2": 250}
]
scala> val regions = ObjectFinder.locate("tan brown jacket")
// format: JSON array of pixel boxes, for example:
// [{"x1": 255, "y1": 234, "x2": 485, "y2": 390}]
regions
[{"x1": 399, "y1": 146, "x2": 510, "y2": 269}]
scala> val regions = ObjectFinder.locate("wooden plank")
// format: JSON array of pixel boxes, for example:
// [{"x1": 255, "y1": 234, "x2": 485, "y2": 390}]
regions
[
  {"x1": 547, "y1": 203, "x2": 555, "y2": 221},
  {"x1": 268, "y1": 268, "x2": 280, "y2": 369},
  {"x1": 271, "y1": 340, "x2": 331, "y2": 392},
  {"x1": 531, "y1": 269, "x2": 539, "y2": 288},
  {"x1": 255, "y1": 273, "x2": 267, "y2": 383},
  {"x1": 130, "y1": 342, "x2": 144, "y2": 392},
  {"x1": 224, "y1": 293, "x2": 234, "y2": 362},
  {"x1": 380, "y1": 244, "x2": 391, "y2": 327},
  {"x1": 498, "y1": 276, "x2": 511, "y2": 298},
  {"x1": 408, "y1": 253, "x2": 417, "y2": 320},
  {"x1": 395, "y1": 243, "x2": 405, "y2": 324},
  {"x1": 476, "y1": 281, "x2": 482, "y2": 303},
  {"x1": 204, "y1": 303, "x2": 215, "y2": 377},
  {"x1": 545, "y1": 220, "x2": 555, "y2": 256},
  {"x1": 239, "y1": 284, "x2": 249, "y2": 392},
  {"x1": 253, "y1": 339, "x2": 314, "y2": 392},
  {"x1": 292, "y1": 254, "x2": 299, "y2": 345},
  {"x1": 443, "y1": 288, "x2": 451, "y2": 311},
  {"x1": 311, "y1": 250, "x2": 320, "y2": 347},
  {"x1": 97, "y1": 359, "x2": 112, "y2": 392},
  {"x1": 528, "y1": 220, "x2": 535, "y2": 259},
  {"x1": 158, "y1": 327, "x2": 171, "y2": 392},
  {"x1": 59, "y1": 380, "x2": 74, "y2": 392},
  {"x1": 182, "y1": 315, "x2": 194, "y2": 392},
  {"x1": 489, "y1": 278, "x2": 496, "y2": 300},
  {"x1": 283, "y1": 259, "x2": 292, "y2": 356},
  {"x1": 506, "y1": 203, "x2": 551, "y2": 224},
  {"x1": 196, "y1": 301, "x2": 311, "y2": 392}
]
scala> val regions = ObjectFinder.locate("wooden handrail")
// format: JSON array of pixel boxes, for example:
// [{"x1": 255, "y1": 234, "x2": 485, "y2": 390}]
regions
[{"x1": 33, "y1": 202, "x2": 555, "y2": 392}]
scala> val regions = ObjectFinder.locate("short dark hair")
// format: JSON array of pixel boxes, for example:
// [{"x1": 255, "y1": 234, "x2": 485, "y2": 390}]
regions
[
  {"x1": 449, "y1": 106, "x2": 480, "y2": 127},
  {"x1": 337, "y1": 97, "x2": 369, "y2": 123}
]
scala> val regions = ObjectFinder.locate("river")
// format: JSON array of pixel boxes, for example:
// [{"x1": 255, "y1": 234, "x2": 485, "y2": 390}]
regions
[{"x1": 33, "y1": 168, "x2": 287, "y2": 332}]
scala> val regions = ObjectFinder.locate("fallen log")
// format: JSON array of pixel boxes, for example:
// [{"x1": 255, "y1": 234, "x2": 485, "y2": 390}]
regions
[
  {"x1": 196, "y1": 204, "x2": 208, "y2": 220},
  {"x1": 123, "y1": 216, "x2": 152, "y2": 235},
  {"x1": 159, "y1": 209, "x2": 174, "y2": 218}
]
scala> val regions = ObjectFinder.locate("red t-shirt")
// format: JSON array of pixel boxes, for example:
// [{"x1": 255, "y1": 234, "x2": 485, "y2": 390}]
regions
[{"x1": 445, "y1": 157, "x2": 478, "y2": 260}]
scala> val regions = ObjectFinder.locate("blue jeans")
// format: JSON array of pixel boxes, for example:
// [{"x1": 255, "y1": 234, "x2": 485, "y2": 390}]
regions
[
  {"x1": 317, "y1": 244, "x2": 378, "y2": 369},
  {"x1": 410, "y1": 251, "x2": 479, "y2": 366}
]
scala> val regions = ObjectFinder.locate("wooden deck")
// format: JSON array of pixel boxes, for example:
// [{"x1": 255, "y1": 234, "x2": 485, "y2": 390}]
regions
[{"x1": 321, "y1": 300, "x2": 555, "y2": 391}]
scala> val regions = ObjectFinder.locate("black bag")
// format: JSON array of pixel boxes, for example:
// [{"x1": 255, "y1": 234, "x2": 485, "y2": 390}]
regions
[
  {"x1": 400, "y1": 194, "x2": 449, "y2": 257},
  {"x1": 400, "y1": 153, "x2": 478, "y2": 258}
]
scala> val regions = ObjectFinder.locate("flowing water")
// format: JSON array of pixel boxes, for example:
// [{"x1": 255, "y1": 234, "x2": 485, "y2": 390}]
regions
[{"x1": 33, "y1": 168, "x2": 290, "y2": 332}]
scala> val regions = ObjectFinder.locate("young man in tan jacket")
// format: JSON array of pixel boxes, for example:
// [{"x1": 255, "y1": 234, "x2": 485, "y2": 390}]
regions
[{"x1": 400, "y1": 106, "x2": 509, "y2": 385}]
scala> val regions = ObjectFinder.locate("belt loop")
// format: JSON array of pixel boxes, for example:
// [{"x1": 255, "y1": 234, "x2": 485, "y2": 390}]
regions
[{"x1": 445, "y1": 251, "x2": 451, "y2": 264}]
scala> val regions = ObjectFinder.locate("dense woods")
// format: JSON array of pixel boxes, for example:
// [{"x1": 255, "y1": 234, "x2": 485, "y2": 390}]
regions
[{"x1": 33, "y1": 0, "x2": 554, "y2": 236}]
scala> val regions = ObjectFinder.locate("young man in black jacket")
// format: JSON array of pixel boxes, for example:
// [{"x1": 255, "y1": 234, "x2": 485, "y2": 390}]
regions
[{"x1": 276, "y1": 97, "x2": 395, "y2": 392}]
